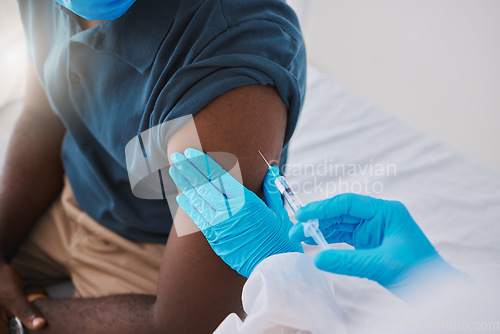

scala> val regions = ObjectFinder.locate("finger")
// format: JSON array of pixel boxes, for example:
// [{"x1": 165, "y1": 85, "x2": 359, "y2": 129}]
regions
[
  {"x1": 169, "y1": 164, "x2": 214, "y2": 212},
  {"x1": 319, "y1": 216, "x2": 360, "y2": 233},
  {"x1": 314, "y1": 248, "x2": 380, "y2": 280},
  {"x1": 263, "y1": 166, "x2": 284, "y2": 212},
  {"x1": 306, "y1": 215, "x2": 356, "y2": 245},
  {"x1": 170, "y1": 163, "x2": 228, "y2": 213},
  {"x1": 341, "y1": 215, "x2": 361, "y2": 225},
  {"x1": 289, "y1": 223, "x2": 306, "y2": 243},
  {"x1": 352, "y1": 217, "x2": 385, "y2": 249},
  {"x1": 296, "y1": 193, "x2": 377, "y2": 222},
  {"x1": 171, "y1": 152, "x2": 211, "y2": 190},
  {"x1": 183, "y1": 148, "x2": 226, "y2": 181},
  {"x1": 169, "y1": 163, "x2": 196, "y2": 195},
  {"x1": 176, "y1": 195, "x2": 212, "y2": 230},
  {"x1": 290, "y1": 222, "x2": 336, "y2": 245},
  {"x1": 337, "y1": 223, "x2": 357, "y2": 233},
  {"x1": 172, "y1": 151, "x2": 244, "y2": 203},
  {"x1": 183, "y1": 149, "x2": 244, "y2": 199},
  {"x1": 9, "y1": 297, "x2": 46, "y2": 330},
  {"x1": 291, "y1": 219, "x2": 353, "y2": 245},
  {"x1": 336, "y1": 231, "x2": 354, "y2": 245},
  {"x1": 171, "y1": 160, "x2": 247, "y2": 227},
  {"x1": 313, "y1": 228, "x2": 353, "y2": 246}
]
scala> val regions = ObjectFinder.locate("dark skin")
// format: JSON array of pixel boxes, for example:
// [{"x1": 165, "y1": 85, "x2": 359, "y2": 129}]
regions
[
  {"x1": 0, "y1": 62, "x2": 65, "y2": 331},
  {"x1": 0, "y1": 17, "x2": 289, "y2": 334}
]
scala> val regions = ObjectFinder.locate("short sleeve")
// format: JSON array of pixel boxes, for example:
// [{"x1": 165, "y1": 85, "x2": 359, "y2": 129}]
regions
[{"x1": 147, "y1": 3, "x2": 307, "y2": 156}]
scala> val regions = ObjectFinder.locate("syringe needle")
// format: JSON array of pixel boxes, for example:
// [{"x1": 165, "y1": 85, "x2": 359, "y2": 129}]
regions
[{"x1": 258, "y1": 150, "x2": 271, "y2": 168}]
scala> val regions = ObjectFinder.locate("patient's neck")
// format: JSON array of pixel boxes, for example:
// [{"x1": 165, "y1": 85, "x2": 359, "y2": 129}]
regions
[{"x1": 80, "y1": 18, "x2": 105, "y2": 30}]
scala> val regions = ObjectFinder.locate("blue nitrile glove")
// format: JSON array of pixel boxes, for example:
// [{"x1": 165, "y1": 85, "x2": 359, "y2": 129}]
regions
[
  {"x1": 289, "y1": 193, "x2": 463, "y2": 297},
  {"x1": 169, "y1": 149, "x2": 302, "y2": 278}
]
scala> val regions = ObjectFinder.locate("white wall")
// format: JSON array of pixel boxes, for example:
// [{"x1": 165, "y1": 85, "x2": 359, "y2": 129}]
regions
[{"x1": 291, "y1": 0, "x2": 500, "y2": 172}]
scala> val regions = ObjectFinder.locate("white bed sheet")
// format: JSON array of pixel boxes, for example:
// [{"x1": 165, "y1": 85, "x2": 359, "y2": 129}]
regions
[
  {"x1": 288, "y1": 64, "x2": 500, "y2": 327},
  {"x1": 215, "y1": 65, "x2": 500, "y2": 333},
  {"x1": 287, "y1": 65, "x2": 500, "y2": 267}
]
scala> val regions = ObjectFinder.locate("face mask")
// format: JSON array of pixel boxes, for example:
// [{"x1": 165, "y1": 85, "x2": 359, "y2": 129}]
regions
[{"x1": 56, "y1": 0, "x2": 137, "y2": 21}]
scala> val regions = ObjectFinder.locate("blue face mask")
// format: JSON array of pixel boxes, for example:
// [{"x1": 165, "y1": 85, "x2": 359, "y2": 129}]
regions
[{"x1": 56, "y1": 0, "x2": 137, "y2": 21}]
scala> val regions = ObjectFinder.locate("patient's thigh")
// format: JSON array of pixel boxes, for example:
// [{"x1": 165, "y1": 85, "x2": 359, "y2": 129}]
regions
[
  {"x1": 68, "y1": 210, "x2": 164, "y2": 298},
  {"x1": 12, "y1": 177, "x2": 165, "y2": 298},
  {"x1": 11, "y1": 187, "x2": 73, "y2": 286}
]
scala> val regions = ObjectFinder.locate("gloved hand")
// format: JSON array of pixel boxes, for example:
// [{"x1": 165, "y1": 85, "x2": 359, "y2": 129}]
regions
[
  {"x1": 289, "y1": 193, "x2": 463, "y2": 297},
  {"x1": 169, "y1": 148, "x2": 302, "y2": 278}
]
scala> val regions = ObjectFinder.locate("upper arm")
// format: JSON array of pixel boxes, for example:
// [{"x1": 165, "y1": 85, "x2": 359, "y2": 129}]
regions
[
  {"x1": 17, "y1": 62, "x2": 65, "y2": 177},
  {"x1": 153, "y1": 84, "x2": 287, "y2": 332},
  {"x1": 21, "y1": 62, "x2": 65, "y2": 138},
  {"x1": 168, "y1": 84, "x2": 287, "y2": 193},
  {"x1": 23, "y1": 62, "x2": 58, "y2": 120}
]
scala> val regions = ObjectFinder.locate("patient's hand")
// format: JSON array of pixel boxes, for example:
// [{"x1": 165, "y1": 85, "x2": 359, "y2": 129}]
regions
[
  {"x1": 0, "y1": 261, "x2": 46, "y2": 331},
  {"x1": 170, "y1": 150, "x2": 302, "y2": 277},
  {"x1": 290, "y1": 193, "x2": 465, "y2": 299}
]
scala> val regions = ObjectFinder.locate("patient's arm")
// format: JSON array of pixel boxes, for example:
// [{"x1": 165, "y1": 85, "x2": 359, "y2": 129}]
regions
[
  {"x1": 155, "y1": 83, "x2": 288, "y2": 331},
  {"x1": 30, "y1": 84, "x2": 288, "y2": 333}
]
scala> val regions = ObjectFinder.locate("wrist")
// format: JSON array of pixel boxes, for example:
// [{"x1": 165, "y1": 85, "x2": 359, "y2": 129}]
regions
[{"x1": 389, "y1": 255, "x2": 469, "y2": 302}]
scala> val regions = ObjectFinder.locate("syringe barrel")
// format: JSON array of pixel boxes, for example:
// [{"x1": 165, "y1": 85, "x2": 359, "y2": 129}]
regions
[
  {"x1": 274, "y1": 176, "x2": 302, "y2": 213},
  {"x1": 273, "y1": 173, "x2": 330, "y2": 250}
]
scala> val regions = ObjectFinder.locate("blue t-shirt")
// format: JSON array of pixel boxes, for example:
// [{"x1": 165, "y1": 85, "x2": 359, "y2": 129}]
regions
[{"x1": 17, "y1": 0, "x2": 307, "y2": 243}]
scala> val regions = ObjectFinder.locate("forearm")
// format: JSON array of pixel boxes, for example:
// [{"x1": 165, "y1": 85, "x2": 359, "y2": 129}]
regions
[
  {"x1": 0, "y1": 66, "x2": 65, "y2": 261},
  {"x1": 0, "y1": 112, "x2": 65, "y2": 261},
  {"x1": 29, "y1": 295, "x2": 160, "y2": 334},
  {"x1": 28, "y1": 231, "x2": 242, "y2": 334}
]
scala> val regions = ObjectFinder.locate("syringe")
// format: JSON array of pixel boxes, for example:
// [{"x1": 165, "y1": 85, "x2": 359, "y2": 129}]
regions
[{"x1": 258, "y1": 151, "x2": 330, "y2": 250}]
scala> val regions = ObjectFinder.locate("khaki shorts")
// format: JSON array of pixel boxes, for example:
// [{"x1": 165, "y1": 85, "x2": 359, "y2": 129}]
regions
[{"x1": 11, "y1": 177, "x2": 165, "y2": 298}]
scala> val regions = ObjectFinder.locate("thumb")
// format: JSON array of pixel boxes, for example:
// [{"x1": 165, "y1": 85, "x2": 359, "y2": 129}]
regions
[
  {"x1": 314, "y1": 248, "x2": 382, "y2": 282},
  {"x1": 10, "y1": 296, "x2": 46, "y2": 330},
  {"x1": 263, "y1": 166, "x2": 284, "y2": 213},
  {"x1": 289, "y1": 222, "x2": 316, "y2": 245}
]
